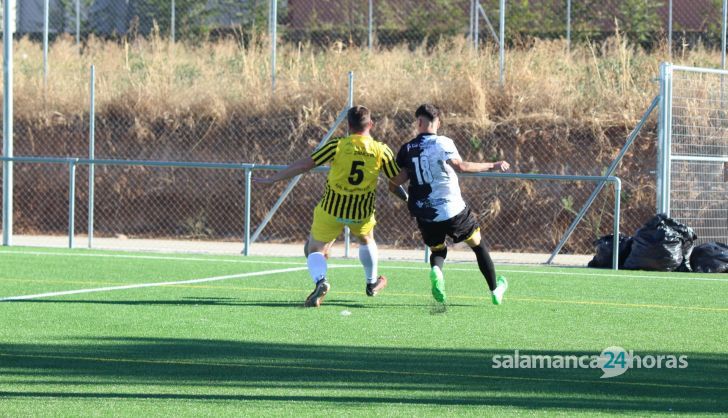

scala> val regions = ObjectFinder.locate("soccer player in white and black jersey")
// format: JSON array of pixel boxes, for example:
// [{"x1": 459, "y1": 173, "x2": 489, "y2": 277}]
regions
[{"x1": 389, "y1": 104, "x2": 510, "y2": 305}]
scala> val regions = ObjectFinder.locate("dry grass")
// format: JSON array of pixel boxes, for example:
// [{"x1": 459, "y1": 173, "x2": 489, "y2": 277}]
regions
[{"x1": 8, "y1": 32, "x2": 724, "y2": 124}]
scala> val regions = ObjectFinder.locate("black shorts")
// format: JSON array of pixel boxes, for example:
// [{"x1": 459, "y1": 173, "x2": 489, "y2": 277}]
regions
[{"x1": 416, "y1": 207, "x2": 479, "y2": 248}]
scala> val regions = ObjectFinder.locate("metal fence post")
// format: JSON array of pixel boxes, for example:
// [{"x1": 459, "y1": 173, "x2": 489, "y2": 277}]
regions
[
  {"x1": 723, "y1": 0, "x2": 727, "y2": 69},
  {"x1": 171, "y1": 0, "x2": 176, "y2": 43},
  {"x1": 88, "y1": 65, "x2": 96, "y2": 248},
  {"x1": 612, "y1": 178, "x2": 621, "y2": 271},
  {"x1": 243, "y1": 166, "x2": 252, "y2": 256},
  {"x1": 566, "y1": 0, "x2": 571, "y2": 52},
  {"x1": 368, "y1": 0, "x2": 373, "y2": 50},
  {"x1": 469, "y1": 0, "x2": 475, "y2": 44},
  {"x1": 474, "y1": 0, "x2": 480, "y2": 52},
  {"x1": 657, "y1": 63, "x2": 667, "y2": 213},
  {"x1": 43, "y1": 0, "x2": 49, "y2": 89},
  {"x1": 722, "y1": 1, "x2": 728, "y2": 114},
  {"x1": 344, "y1": 71, "x2": 354, "y2": 258},
  {"x1": 657, "y1": 63, "x2": 673, "y2": 215},
  {"x1": 76, "y1": 0, "x2": 81, "y2": 46},
  {"x1": 270, "y1": 0, "x2": 277, "y2": 91},
  {"x1": 3, "y1": 0, "x2": 14, "y2": 246},
  {"x1": 667, "y1": 0, "x2": 672, "y2": 58},
  {"x1": 499, "y1": 0, "x2": 505, "y2": 85},
  {"x1": 68, "y1": 160, "x2": 78, "y2": 249}
]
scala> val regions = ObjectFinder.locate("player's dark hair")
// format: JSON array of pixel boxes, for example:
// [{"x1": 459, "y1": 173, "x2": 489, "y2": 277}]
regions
[
  {"x1": 348, "y1": 105, "x2": 371, "y2": 132},
  {"x1": 415, "y1": 103, "x2": 441, "y2": 122}
]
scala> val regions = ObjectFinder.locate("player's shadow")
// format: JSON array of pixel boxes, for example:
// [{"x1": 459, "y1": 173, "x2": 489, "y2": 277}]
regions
[
  {"x1": 11, "y1": 298, "x2": 375, "y2": 309},
  {"x1": 1, "y1": 337, "x2": 726, "y2": 413},
  {"x1": 236, "y1": 300, "x2": 373, "y2": 309},
  {"x1": 13, "y1": 298, "x2": 472, "y2": 310},
  {"x1": 429, "y1": 303, "x2": 448, "y2": 315}
]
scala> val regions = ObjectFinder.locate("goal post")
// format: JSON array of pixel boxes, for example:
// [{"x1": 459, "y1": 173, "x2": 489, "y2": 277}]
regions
[{"x1": 658, "y1": 62, "x2": 728, "y2": 244}]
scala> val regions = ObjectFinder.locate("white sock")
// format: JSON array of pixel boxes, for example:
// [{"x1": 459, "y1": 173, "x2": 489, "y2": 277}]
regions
[
  {"x1": 359, "y1": 242, "x2": 378, "y2": 284},
  {"x1": 431, "y1": 265, "x2": 443, "y2": 278},
  {"x1": 307, "y1": 252, "x2": 327, "y2": 284}
]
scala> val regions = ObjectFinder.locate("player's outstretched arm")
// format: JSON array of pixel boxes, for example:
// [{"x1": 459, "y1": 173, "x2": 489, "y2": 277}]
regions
[
  {"x1": 447, "y1": 159, "x2": 510, "y2": 173},
  {"x1": 387, "y1": 170, "x2": 409, "y2": 203},
  {"x1": 253, "y1": 157, "x2": 316, "y2": 185}
]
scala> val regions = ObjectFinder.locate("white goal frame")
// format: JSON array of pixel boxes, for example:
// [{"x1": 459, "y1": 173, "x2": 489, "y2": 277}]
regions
[{"x1": 657, "y1": 63, "x2": 728, "y2": 243}]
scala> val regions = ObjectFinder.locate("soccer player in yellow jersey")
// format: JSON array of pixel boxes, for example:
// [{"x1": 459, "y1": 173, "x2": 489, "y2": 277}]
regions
[{"x1": 254, "y1": 106, "x2": 404, "y2": 307}]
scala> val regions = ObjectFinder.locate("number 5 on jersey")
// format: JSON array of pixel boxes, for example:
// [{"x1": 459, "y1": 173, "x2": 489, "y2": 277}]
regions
[{"x1": 348, "y1": 160, "x2": 365, "y2": 185}]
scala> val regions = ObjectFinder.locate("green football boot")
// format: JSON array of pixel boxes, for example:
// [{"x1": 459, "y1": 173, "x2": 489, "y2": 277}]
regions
[
  {"x1": 491, "y1": 275, "x2": 508, "y2": 305},
  {"x1": 430, "y1": 266, "x2": 446, "y2": 303}
]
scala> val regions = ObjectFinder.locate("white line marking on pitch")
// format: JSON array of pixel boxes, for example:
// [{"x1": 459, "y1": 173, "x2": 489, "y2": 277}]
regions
[
  {"x1": 2, "y1": 249, "x2": 727, "y2": 283},
  {"x1": 0, "y1": 250, "x2": 305, "y2": 266},
  {"x1": 0, "y1": 266, "x2": 329, "y2": 302}
]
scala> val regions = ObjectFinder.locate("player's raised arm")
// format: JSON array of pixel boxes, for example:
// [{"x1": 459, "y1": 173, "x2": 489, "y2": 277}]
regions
[
  {"x1": 447, "y1": 159, "x2": 510, "y2": 173},
  {"x1": 255, "y1": 135, "x2": 340, "y2": 185},
  {"x1": 253, "y1": 156, "x2": 316, "y2": 184}
]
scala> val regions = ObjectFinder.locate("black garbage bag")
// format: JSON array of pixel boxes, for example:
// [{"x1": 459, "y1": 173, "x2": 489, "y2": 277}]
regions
[
  {"x1": 623, "y1": 214, "x2": 697, "y2": 271},
  {"x1": 690, "y1": 242, "x2": 728, "y2": 273},
  {"x1": 587, "y1": 234, "x2": 633, "y2": 269}
]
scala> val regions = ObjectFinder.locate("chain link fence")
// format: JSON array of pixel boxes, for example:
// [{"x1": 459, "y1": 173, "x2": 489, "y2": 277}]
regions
[
  {"x1": 13, "y1": 0, "x2": 267, "y2": 41},
  {"x1": 8, "y1": 0, "x2": 726, "y2": 46}
]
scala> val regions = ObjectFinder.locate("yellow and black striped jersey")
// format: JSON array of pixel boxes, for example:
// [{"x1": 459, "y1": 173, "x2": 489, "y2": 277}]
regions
[{"x1": 311, "y1": 134, "x2": 399, "y2": 220}]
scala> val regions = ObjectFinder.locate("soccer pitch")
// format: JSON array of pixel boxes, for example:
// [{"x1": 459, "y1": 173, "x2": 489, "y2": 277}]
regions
[{"x1": 0, "y1": 247, "x2": 726, "y2": 416}]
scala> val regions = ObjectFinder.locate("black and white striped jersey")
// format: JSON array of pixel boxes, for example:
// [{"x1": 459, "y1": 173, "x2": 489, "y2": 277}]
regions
[{"x1": 396, "y1": 133, "x2": 466, "y2": 222}]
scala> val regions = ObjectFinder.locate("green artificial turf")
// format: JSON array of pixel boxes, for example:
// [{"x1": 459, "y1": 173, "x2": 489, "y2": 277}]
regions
[{"x1": 0, "y1": 247, "x2": 726, "y2": 416}]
